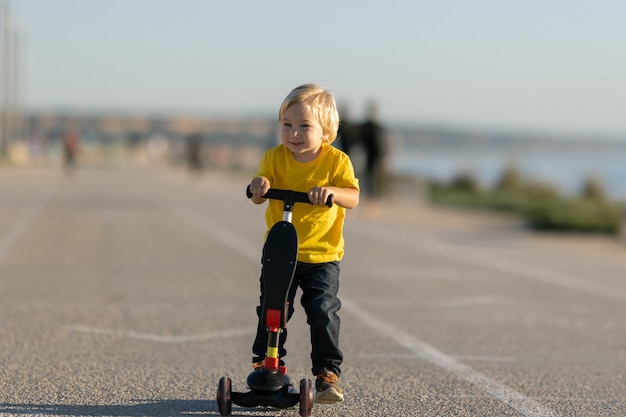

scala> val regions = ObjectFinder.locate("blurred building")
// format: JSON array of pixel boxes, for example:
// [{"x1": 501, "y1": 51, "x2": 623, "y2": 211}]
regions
[{"x1": 23, "y1": 111, "x2": 277, "y2": 171}]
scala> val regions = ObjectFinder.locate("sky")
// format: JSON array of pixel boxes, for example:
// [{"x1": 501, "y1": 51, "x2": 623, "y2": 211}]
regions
[{"x1": 5, "y1": 0, "x2": 626, "y2": 138}]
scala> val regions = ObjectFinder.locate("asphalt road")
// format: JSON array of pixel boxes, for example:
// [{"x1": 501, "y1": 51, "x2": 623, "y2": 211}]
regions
[{"x1": 0, "y1": 165, "x2": 624, "y2": 417}]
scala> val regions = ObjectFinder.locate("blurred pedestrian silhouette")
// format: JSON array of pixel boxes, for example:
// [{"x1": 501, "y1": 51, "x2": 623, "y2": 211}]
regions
[
  {"x1": 359, "y1": 101, "x2": 387, "y2": 204},
  {"x1": 336, "y1": 105, "x2": 358, "y2": 157},
  {"x1": 62, "y1": 128, "x2": 81, "y2": 174},
  {"x1": 185, "y1": 131, "x2": 204, "y2": 171}
]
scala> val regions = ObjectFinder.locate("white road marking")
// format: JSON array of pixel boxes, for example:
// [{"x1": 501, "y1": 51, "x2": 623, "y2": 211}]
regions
[
  {"x1": 363, "y1": 266, "x2": 481, "y2": 281},
  {"x1": 432, "y1": 295, "x2": 523, "y2": 308},
  {"x1": 348, "y1": 224, "x2": 626, "y2": 303},
  {"x1": 455, "y1": 355, "x2": 517, "y2": 363},
  {"x1": 169, "y1": 204, "x2": 262, "y2": 263},
  {"x1": 66, "y1": 325, "x2": 254, "y2": 343},
  {"x1": 359, "y1": 352, "x2": 516, "y2": 362},
  {"x1": 62, "y1": 204, "x2": 260, "y2": 346},
  {"x1": 448, "y1": 394, "x2": 612, "y2": 403},
  {"x1": 184, "y1": 215, "x2": 558, "y2": 417},
  {"x1": 0, "y1": 188, "x2": 57, "y2": 266},
  {"x1": 342, "y1": 298, "x2": 557, "y2": 417}
]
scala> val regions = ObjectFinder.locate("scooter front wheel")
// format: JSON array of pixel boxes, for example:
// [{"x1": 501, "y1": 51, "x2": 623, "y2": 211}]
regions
[
  {"x1": 299, "y1": 378, "x2": 314, "y2": 417},
  {"x1": 216, "y1": 376, "x2": 232, "y2": 416}
]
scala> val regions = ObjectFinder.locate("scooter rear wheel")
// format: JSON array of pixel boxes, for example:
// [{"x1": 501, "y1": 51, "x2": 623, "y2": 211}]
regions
[
  {"x1": 216, "y1": 376, "x2": 232, "y2": 416},
  {"x1": 299, "y1": 378, "x2": 314, "y2": 417}
]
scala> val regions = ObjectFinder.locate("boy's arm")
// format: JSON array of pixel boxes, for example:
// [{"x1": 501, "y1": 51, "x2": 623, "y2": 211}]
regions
[{"x1": 309, "y1": 186, "x2": 359, "y2": 209}]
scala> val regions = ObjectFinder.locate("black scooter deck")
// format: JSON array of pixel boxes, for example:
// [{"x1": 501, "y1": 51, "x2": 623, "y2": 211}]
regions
[
  {"x1": 231, "y1": 387, "x2": 299, "y2": 409},
  {"x1": 261, "y1": 220, "x2": 298, "y2": 328}
]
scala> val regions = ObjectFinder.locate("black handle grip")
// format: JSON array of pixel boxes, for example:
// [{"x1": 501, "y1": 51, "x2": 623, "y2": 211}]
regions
[{"x1": 246, "y1": 186, "x2": 333, "y2": 208}]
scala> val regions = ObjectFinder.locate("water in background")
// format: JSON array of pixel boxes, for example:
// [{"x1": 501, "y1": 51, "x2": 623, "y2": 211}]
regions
[{"x1": 391, "y1": 146, "x2": 626, "y2": 202}]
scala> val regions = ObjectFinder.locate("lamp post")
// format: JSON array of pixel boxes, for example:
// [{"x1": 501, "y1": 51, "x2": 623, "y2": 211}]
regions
[
  {"x1": 0, "y1": 0, "x2": 7, "y2": 157},
  {"x1": 0, "y1": 0, "x2": 23, "y2": 159}
]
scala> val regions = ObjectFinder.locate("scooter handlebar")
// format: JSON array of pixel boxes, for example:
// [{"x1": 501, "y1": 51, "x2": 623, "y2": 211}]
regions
[{"x1": 246, "y1": 186, "x2": 333, "y2": 208}]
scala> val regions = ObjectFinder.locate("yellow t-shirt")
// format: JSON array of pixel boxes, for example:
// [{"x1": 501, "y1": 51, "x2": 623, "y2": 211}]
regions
[{"x1": 256, "y1": 143, "x2": 359, "y2": 263}]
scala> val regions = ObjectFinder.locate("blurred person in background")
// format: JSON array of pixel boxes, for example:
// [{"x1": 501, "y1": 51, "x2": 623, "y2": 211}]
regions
[
  {"x1": 336, "y1": 104, "x2": 358, "y2": 157},
  {"x1": 359, "y1": 101, "x2": 387, "y2": 215},
  {"x1": 62, "y1": 128, "x2": 81, "y2": 174},
  {"x1": 185, "y1": 130, "x2": 204, "y2": 171}
]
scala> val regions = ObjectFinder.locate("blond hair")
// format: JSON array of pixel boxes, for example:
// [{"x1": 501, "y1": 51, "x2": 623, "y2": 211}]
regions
[{"x1": 278, "y1": 83, "x2": 340, "y2": 143}]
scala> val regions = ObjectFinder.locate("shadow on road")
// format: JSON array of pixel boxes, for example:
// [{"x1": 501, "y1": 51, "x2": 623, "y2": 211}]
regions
[{"x1": 0, "y1": 399, "x2": 250, "y2": 417}]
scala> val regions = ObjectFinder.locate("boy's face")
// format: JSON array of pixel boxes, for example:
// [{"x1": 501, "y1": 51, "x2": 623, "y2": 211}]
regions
[{"x1": 280, "y1": 102, "x2": 325, "y2": 163}]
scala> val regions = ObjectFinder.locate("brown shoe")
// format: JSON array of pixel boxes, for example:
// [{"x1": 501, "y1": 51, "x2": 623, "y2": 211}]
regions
[{"x1": 315, "y1": 371, "x2": 344, "y2": 404}]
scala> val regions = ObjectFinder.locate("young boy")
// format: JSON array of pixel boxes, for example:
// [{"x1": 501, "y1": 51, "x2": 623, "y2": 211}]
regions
[{"x1": 248, "y1": 83, "x2": 360, "y2": 404}]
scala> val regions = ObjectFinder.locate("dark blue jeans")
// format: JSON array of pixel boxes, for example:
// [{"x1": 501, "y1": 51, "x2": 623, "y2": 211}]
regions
[{"x1": 252, "y1": 260, "x2": 343, "y2": 377}]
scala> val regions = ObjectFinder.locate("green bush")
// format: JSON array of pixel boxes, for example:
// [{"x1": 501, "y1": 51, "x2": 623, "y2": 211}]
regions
[
  {"x1": 450, "y1": 171, "x2": 482, "y2": 193},
  {"x1": 429, "y1": 187, "x2": 493, "y2": 209},
  {"x1": 525, "y1": 198, "x2": 622, "y2": 234},
  {"x1": 426, "y1": 168, "x2": 623, "y2": 235},
  {"x1": 429, "y1": 172, "x2": 490, "y2": 209},
  {"x1": 494, "y1": 163, "x2": 524, "y2": 192},
  {"x1": 490, "y1": 183, "x2": 559, "y2": 213},
  {"x1": 580, "y1": 175, "x2": 607, "y2": 201}
]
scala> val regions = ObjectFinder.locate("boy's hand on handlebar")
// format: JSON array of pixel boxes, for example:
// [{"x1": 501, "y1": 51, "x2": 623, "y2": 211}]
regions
[
  {"x1": 249, "y1": 177, "x2": 270, "y2": 200},
  {"x1": 308, "y1": 187, "x2": 334, "y2": 206}
]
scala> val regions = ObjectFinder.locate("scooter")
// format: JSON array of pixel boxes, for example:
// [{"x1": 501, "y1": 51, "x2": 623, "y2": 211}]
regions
[{"x1": 216, "y1": 187, "x2": 333, "y2": 417}]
